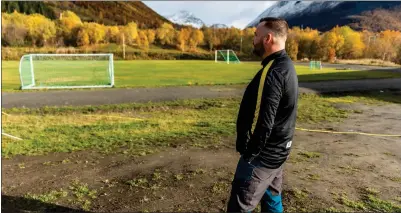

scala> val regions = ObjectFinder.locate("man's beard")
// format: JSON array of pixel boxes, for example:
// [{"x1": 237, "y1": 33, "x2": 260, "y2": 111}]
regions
[{"x1": 252, "y1": 42, "x2": 265, "y2": 57}]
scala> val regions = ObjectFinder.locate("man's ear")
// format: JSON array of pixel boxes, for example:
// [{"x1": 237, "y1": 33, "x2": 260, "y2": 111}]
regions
[{"x1": 263, "y1": 34, "x2": 272, "y2": 45}]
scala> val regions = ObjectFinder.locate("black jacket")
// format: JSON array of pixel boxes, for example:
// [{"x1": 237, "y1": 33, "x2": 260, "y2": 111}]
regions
[{"x1": 236, "y1": 49, "x2": 298, "y2": 169}]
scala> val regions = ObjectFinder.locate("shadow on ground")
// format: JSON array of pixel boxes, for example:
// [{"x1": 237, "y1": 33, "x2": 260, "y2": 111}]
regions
[{"x1": 1, "y1": 195, "x2": 91, "y2": 213}]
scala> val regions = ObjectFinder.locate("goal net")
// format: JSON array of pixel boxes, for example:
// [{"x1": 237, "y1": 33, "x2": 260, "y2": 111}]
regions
[
  {"x1": 215, "y1": 50, "x2": 240, "y2": 64},
  {"x1": 19, "y1": 53, "x2": 114, "y2": 89}
]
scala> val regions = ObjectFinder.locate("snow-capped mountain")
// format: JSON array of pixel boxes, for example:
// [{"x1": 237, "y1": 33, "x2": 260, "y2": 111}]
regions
[
  {"x1": 166, "y1": 10, "x2": 205, "y2": 28},
  {"x1": 247, "y1": 1, "x2": 341, "y2": 27},
  {"x1": 210, "y1": 24, "x2": 229, "y2": 28},
  {"x1": 246, "y1": 1, "x2": 401, "y2": 31}
]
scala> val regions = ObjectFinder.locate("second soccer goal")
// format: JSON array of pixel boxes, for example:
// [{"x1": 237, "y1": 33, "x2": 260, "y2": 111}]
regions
[
  {"x1": 215, "y1": 50, "x2": 240, "y2": 64},
  {"x1": 19, "y1": 53, "x2": 114, "y2": 90}
]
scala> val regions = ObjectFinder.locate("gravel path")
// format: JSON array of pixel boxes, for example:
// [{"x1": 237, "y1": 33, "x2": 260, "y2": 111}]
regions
[{"x1": 3, "y1": 78, "x2": 401, "y2": 109}]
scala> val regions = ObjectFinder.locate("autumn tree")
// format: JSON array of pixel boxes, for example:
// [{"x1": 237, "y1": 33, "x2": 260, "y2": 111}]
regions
[
  {"x1": 178, "y1": 27, "x2": 191, "y2": 51},
  {"x1": 106, "y1": 26, "x2": 120, "y2": 43},
  {"x1": 397, "y1": 45, "x2": 401, "y2": 64},
  {"x1": 25, "y1": 13, "x2": 56, "y2": 46},
  {"x1": 1, "y1": 11, "x2": 28, "y2": 46},
  {"x1": 375, "y1": 30, "x2": 401, "y2": 61},
  {"x1": 146, "y1": 29, "x2": 156, "y2": 45},
  {"x1": 319, "y1": 30, "x2": 344, "y2": 62},
  {"x1": 156, "y1": 23, "x2": 176, "y2": 46},
  {"x1": 77, "y1": 22, "x2": 106, "y2": 46},
  {"x1": 334, "y1": 26, "x2": 365, "y2": 59},
  {"x1": 189, "y1": 28, "x2": 204, "y2": 50},
  {"x1": 241, "y1": 27, "x2": 255, "y2": 54},
  {"x1": 286, "y1": 31, "x2": 299, "y2": 60},
  {"x1": 137, "y1": 30, "x2": 149, "y2": 50},
  {"x1": 202, "y1": 26, "x2": 215, "y2": 51},
  {"x1": 57, "y1": 10, "x2": 82, "y2": 46},
  {"x1": 122, "y1": 22, "x2": 138, "y2": 45}
]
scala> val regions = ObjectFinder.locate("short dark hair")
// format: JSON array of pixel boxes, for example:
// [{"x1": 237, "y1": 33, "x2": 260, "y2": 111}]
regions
[{"x1": 259, "y1": 17, "x2": 289, "y2": 39}]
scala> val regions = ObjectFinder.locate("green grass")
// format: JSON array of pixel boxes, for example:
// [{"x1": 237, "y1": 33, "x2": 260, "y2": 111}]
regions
[{"x1": 3, "y1": 60, "x2": 401, "y2": 91}]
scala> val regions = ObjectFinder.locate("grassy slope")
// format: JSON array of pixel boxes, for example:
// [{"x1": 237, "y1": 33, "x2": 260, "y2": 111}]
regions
[
  {"x1": 3, "y1": 91, "x2": 401, "y2": 158},
  {"x1": 3, "y1": 60, "x2": 401, "y2": 91}
]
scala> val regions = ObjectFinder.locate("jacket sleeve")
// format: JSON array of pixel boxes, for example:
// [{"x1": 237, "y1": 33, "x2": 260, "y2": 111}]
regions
[{"x1": 245, "y1": 68, "x2": 284, "y2": 158}]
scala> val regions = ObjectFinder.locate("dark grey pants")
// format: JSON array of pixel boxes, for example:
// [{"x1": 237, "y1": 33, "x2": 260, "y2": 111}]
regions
[{"x1": 227, "y1": 156, "x2": 284, "y2": 213}]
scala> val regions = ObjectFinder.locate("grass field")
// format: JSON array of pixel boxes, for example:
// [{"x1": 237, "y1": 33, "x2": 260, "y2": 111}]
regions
[{"x1": 3, "y1": 60, "x2": 401, "y2": 91}]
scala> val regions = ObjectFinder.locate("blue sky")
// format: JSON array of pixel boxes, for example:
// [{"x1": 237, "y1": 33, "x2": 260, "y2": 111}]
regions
[{"x1": 143, "y1": 1, "x2": 276, "y2": 29}]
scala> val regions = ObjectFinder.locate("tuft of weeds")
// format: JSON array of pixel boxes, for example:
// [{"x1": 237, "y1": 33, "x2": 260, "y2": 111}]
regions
[
  {"x1": 25, "y1": 189, "x2": 68, "y2": 203},
  {"x1": 126, "y1": 178, "x2": 149, "y2": 189},
  {"x1": 68, "y1": 180, "x2": 97, "y2": 211},
  {"x1": 298, "y1": 151, "x2": 321, "y2": 159}
]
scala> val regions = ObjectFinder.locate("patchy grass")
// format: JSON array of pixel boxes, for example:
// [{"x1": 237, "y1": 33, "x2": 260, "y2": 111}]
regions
[
  {"x1": 383, "y1": 152, "x2": 396, "y2": 157},
  {"x1": 305, "y1": 173, "x2": 321, "y2": 181},
  {"x1": 337, "y1": 165, "x2": 361, "y2": 174},
  {"x1": 333, "y1": 188, "x2": 401, "y2": 212},
  {"x1": 68, "y1": 180, "x2": 97, "y2": 211},
  {"x1": 25, "y1": 189, "x2": 68, "y2": 203},
  {"x1": 298, "y1": 151, "x2": 322, "y2": 159},
  {"x1": 3, "y1": 91, "x2": 400, "y2": 158}
]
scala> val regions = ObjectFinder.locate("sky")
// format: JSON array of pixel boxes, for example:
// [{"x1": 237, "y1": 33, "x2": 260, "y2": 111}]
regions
[{"x1": 143, "y1": 1, "x2": 277, "y2": 29}]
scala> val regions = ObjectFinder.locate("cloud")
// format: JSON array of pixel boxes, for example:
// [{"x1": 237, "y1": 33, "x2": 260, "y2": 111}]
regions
[{"x1": 144, "y1": 1, "x2": 276, "y2": 28}]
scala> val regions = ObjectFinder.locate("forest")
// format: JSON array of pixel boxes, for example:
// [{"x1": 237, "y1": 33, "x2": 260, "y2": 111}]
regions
[{"x1": 2, "y1": 10, "x2": 401, "y2": 63}]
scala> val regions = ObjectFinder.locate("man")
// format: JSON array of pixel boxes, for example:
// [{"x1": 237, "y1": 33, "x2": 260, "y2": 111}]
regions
[{"x1": 227, "y1": 17, "x2": 298, "y2": 213}]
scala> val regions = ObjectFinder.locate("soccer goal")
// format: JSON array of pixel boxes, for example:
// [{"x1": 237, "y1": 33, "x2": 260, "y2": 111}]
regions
[
  {"x1": 215, "y1": 50, "x2": 240, "y2": 64},
  {"x1": 19, "y1": 53, "x2": 114, "y2": 90},
  {"x1": 309, "y1": 60, "x2": 322, "y2": 70}
]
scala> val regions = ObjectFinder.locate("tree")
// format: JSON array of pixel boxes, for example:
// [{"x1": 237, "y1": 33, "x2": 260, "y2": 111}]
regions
[
  {"x1": 320, "y1": 31, "x2": 344, "y2": 61},
  {"x1": 137, "y1": 30, "x2": 149, "y2": 50},
  {"x1": 336, "y1": 26, "x2": 365, "y2": 59},
  {"x1": 122, "y1": 22, "x2": 138, "y2": 45},
  {"x1": 376, "y1": 30, "x2": 401, "y2": 61},
  {"x1": 146, "y1": 29, "x2": 156, "y2": 44},
  {"x1": 1, "y1": 11, "x2": 28, "y2": 46},
  {"x1": 241, "y1": 27, "x2": 255, "y2": 54},
  {"x1": 77, "y1": 30, "x2": 90, "y2": 46},
  {"x1": 106, "y1": 26, "x2": 120, "y2": 43},
  {"x1": 189, "y1": 29, "x2": 204, "y2": 50},
  {"x1": 25, "y1": 13, "x2": 56, "y2": 46},
  {"x1": 57, "y1": 10, "x2": 82, "y2": 46},
  {"x1": 156, "y1": 22, "x2": 176, "y2": 46},
  {"x1": 286, "y1": 35, "x2": 298, "y2": 60},
  {"x1": 77, "y1": 22, "x2": 106, "y2": 46},
  {"x1": 178, "y1": 27, "x2": 191, "y2": 51}
]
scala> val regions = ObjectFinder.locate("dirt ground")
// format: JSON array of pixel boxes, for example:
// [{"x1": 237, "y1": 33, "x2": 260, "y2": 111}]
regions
[{"x1": 2, "y1": 101, "x2": 401, "y2": 212}]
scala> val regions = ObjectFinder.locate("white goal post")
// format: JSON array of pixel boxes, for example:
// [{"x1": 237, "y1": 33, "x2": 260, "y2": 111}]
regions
[
  {"x1": 19, "y1": 53, "x2": 115, "y2": 90},
  {"x1": 215, "y1": 49, "x2": 240, "y2": 64}
]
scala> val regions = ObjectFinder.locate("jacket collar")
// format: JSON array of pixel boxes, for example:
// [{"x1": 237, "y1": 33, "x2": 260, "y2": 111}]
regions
[{"x1": 261, "y1": 49, "x2": 286, "y2": 68}]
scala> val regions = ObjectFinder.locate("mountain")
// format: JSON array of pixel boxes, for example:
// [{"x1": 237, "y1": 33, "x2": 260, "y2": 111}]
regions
[
  {"x1": 246, "y1": 1, "x2": 401, "y2": 32},
  {"x1": 166, "y1": 10, "x2": 205, "y2": 28},
  {"x1": 210, "y1": 24, "x2": 229, "y2": 29},
  {"x1": 1, "y1": 1, "x2": 173, "y2": 28}
]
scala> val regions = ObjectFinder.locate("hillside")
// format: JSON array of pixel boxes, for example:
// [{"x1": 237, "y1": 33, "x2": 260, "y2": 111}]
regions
[
  {"x1": 1, "y1": 1, "x2": 173, "y2": 28},
  {"x1": 247, "y1": 1, "x2": 401, "y2": 32}
]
